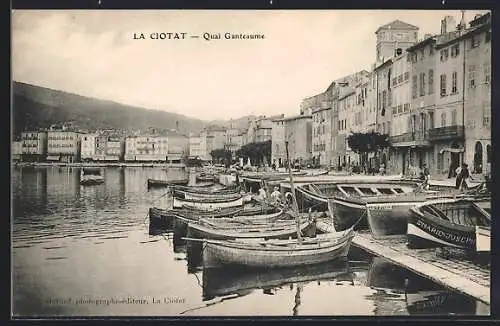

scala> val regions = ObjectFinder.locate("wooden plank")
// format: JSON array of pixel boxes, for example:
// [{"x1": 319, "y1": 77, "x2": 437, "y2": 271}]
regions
[{"x1": 352, "y1": 232, "x2": 490, "y2": 305}]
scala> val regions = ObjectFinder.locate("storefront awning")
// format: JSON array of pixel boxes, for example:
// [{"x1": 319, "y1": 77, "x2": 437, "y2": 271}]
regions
[
  {"x1": 440, "y1": 147, "x2": 464, "y2": 154},
  {"x1": 46, "y1": 155, "x2": 60, "y2": 161}
]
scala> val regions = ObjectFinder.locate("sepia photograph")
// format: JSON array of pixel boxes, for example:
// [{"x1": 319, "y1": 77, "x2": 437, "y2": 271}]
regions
[{"x1": 11, "y1": 8, "x2": 491, "y2": 317}]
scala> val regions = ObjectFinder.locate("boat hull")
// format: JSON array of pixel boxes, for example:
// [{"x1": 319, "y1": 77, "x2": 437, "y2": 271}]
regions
[
  {"x1": 173, "y1": 196, "x2": 244, "y2": 210},
  {"x1": 407, "y1": 207, "x2": 476, "y2": 250},
  {"x1": 331, "y1": 197, "x2": 368, "y2": 231},
  {"x1": 294, "y1": 186, "x2": 329, "y2": 213},
  {"x1": 80, "y1": 178, "x2": 104, "y2": 186},
  {"x1": 147, "y1": 178, "x2": 188, "y2": 189},
  {"x1": 187, "y1": 220, "x2": 312, "y2": 241},
  {"x1": 203, "y1": 231, "x2": 354, "y2": 268},
  {"x1": 475, "y1": 226, "x2": 490, "y2": 252}
]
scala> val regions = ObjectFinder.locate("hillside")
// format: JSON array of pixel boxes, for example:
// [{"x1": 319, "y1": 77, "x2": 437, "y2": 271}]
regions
[{"x1": 12, "y1": 81, "x2": 212, "y2": 137}]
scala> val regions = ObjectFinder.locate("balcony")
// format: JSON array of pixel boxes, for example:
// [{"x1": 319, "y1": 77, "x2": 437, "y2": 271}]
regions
[
  {"x1": 428, "y1": 126, "x2": 465, "y2": 141},
  {"x1": 390, "y1": 131, "x2": 431, "y2": 148}
]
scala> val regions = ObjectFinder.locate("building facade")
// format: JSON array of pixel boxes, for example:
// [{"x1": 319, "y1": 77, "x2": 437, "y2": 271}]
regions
[
  {"x1": 21, "y1": 131, "x2": 47, "y2": 162},
  {"x1": 462, "y1": 13, "x2": 491, "y2": 175},
  {"x1": 124, "y1": 135, "x2": 169, "y2": 162},
  {"x1": 12, "y1": 141, "x2": 23, "y2": 161},
  {"x1": 47, "y1": 130, "x2": 81, "y2": 163},
  {"x1": 283, "y1": 114, "x2": 312, "y2": 166},
  {"x1": 80, "y1": 133, "x2": 97, "y2": 161},
  {"x1": 189, "y1": 134, "x2": 209, "y2": 161},
  {"x1": 375, "y1": 20, "x2": 419, "y2": 64},
  {"x1": 271, "y1": 118, "x2": 286, "y2": 167},
  {"x1": 168, "y1": 133, "x2": 189, "y2": 163}
]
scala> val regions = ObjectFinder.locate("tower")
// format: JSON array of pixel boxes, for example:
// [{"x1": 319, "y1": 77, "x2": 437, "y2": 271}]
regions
[{"x1": 375, "y1": 20, "x2": 419, "y2": 63}]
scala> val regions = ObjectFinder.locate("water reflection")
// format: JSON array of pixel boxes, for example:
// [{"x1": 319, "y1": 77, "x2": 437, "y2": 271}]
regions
[{"x1": 12, "y1": 167, "x2": 489, "y2": 316}]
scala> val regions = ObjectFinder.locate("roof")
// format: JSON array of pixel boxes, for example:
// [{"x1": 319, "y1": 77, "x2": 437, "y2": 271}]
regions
[
  {"x1": 281, "y1": 114, "x2": 312, "y2": 122},
  {"x1": 406, "y1": 36, "x2": 436, "y2": 52},
  {"x1": 376, "y1": 20, "x2": 419, "y2": 34}
]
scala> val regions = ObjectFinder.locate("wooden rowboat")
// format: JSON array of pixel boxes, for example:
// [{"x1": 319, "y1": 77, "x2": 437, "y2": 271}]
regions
[
  {"x1": 172, "y1": 189, "x2": 242, "y2": 201},
  {"x1": 407, "y1": 197, "x2": 491, "y2": 251},
  {"x1": 201, "y1": 227, "x2": 354, "y2": 268},
  {"x1": 174, "y1": 184, "x2": 241, "y2": 195},
  {"x1": 147, "y1": 178, "x2": 188, "y2": 189},
  {"x1": 173, "y1": 195, "x2": 244, "y2": 210},
  {"x1": 187, "y1": 217, "x2": 314, "y2": 241}
]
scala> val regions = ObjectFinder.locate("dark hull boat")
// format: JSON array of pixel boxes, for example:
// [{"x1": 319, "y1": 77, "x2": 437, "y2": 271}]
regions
[
  {"x1": 407, "y1": 197, "x2": 491, "y2": 251},
  {"x1": 147, "y1": 178, "x2": 188, "y2": 189},
  {"x1": 202, "y1": 259, "x2": 352, "y2": 300},
  {"x1": 202, "y1": 227, "x2": 355, "y2": 268},
  {"x1": 80, "y1": 168, "x2": 104, "y2": 186}
]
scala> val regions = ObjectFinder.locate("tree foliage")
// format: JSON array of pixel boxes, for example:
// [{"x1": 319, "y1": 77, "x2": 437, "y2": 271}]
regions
[
  {"x1": 347, "y1": 131, "x2": 391, "y2": 154},
  {"x1": 235, "y1": 140, "x2": 271, "y2": 166},
  {"x1": 210, "y1": 148, "x2": 233, "y2": 166}
]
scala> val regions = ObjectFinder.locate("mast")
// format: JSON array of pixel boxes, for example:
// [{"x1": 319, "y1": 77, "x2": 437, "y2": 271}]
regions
[{"x1": 285, "y1": 141, "x2": 302, "y2": 243}]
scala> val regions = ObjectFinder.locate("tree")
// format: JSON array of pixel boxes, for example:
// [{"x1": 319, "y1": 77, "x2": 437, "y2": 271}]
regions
[
  {"x1": 347, "y1": 131, "x2": 390, "y2": 171},
  {"x1": 235, "y1": 140, "x2": 271, "y2": 166},
  {"x1": 210, "y1": 148, "x2": 232, "y2": 166}
]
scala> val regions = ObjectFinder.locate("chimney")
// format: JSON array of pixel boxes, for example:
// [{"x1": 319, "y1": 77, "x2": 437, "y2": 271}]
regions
[{"x1": 441, "y1": 15, "x2": 456, "y2": 34}]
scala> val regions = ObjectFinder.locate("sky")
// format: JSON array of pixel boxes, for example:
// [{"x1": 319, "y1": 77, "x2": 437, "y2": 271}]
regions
[{"x1": 12, "y1": 10, "x2": 489, "y2": 121}]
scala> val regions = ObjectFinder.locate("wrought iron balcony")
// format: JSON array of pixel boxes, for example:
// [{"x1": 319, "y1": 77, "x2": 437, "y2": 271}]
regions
[
  {"x1": 428, "y1": 125, "x2": 465, "y2": 141},
  {"x1": 390, "y1": 131, "x2": 429, "y2": 143}
]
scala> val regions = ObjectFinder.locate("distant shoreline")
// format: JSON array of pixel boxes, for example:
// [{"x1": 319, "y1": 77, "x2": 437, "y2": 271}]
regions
[{"x1": 11, "y1": 162, "x2": 187, "y2": 168}]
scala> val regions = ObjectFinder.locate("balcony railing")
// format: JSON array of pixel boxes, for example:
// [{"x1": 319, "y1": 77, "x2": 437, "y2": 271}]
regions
[
  {"x1": 428, "y1": 126, "x2": 465, "y2": 141},
  {"x1": 390, "y1": 131, "x2": 429, "y2": 144}
]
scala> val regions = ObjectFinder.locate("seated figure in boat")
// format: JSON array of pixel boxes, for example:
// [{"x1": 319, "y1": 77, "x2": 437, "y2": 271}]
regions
[
  {"x1": 257, "y1": 186, "x2": 268, "y2": 201},
  {"x1": 270, "y1": 186, "x2": 282, "y2": 205}
]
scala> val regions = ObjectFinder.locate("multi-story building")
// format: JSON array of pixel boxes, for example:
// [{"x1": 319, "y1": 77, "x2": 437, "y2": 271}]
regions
[
  {"x1": 375, "y1": 20, "x2": 419, "y2": 64},
  {"x1": 46, "y1": 130, "x2": 81, "y2": 163},
  {"x1": 189, "y1": 133, "x2": 209, "y2": 161},
  {"x1": 124, "y1": 135, "x2": 169, "y2": 162},
  {"x1": 336, "y1": 86, "x2": 357, "y2": 168},
  {"x1": 462, "y1": 13, "x2": 491, "y2": 175},
  {"x1": 168, "y1": 133, "x2": 189, "y2": 163},
  {"x1": 312, "y1": 107, "x2": 332, "y2": 167},
  {"x1": 282, "y1": 114, "x2": 312, "y2": 166},
  {"x1": 205, "y1": 127, "x2": 226, "y2": 156},
  {"x1": 354, "y1": 75, "x2": 373, "y2": 134},
  {"x1": 12, "y1": 140, "x2": 23, "y2": 161},
  {"x1": 224, "y1": 128, "x2": 240, "y2": 155},
  {"x1": 389, "y1": 51, "x2": 412, "y2": 175},
  {"x1": 271, "y1": 118, "x2": 286, "y2": 167},
  {"x1": 105, "y1": 136, "x2": 125, "y2": 162},
  {"x1": 80, "y1": 133, "x2": 97, "y2": 161},
  {"x1": 300, "y1": 93, "x2": 326, "y2": 116},
  {"x1": 20, "y1": 131, "x2": 47, "y2": 162}
]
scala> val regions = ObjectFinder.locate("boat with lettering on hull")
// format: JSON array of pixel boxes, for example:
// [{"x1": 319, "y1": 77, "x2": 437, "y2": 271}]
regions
[
  {"x1": 407, "y1": 197, "x2": 491, "y2": 251},
  {"x1": 295, "y1": 180, "x2": 422, "y2": 231}
]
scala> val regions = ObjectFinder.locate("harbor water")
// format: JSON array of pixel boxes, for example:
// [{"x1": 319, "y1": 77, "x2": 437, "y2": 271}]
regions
[{"x1": 11, "y1": 167, "x2": 489, "y2": 317}]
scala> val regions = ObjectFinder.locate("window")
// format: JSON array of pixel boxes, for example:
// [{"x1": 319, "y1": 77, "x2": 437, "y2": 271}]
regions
[
  {"x1": 440, "y1": 49, "x2": 449, "y2": 62},
  {"x1": 388, "y1": 90, "x2": 392, "y2": 107},
  {"x1": 428, "y1": 69, "x2": 434, "y2": 94},
  {"x1": 419, "y1": 49, "x2": 425, "y2": 61},
  {"x1": 398, "y1": 74, "x2": 403, "y2": 83},
  {"x1": 471, "y1": 35, "x2": 480, "y2": 48},
  {"x1": 451, "y1": 109, "x2": 457, "y2": 125},
  {"x1": 412, "y1": 75, "x2": 418, "y2": 98},
  {"x1": 437, "y1": 153, "x2": 443, "y2": 171},
  {"x1": 398, "y1": 104, "x2": 403, "y2": 114},
  {"x1": 404, "y1": 103, "x2": 410, "y2": 112},
  {"x1": 450, "y1": 44, "x2": 460, "y2": 57},
  {"x1": 419, "y1": 72, "x2": 426, "y2": 96},
  {"x1": 451, "y1": 71, "x2": 458, "y2": 94},
  {"x1": 441, "y1": 112, "x2": 446, "y2": 127},
  {"x1": 404, "y1": 72, "x2": 409, "y2": 81},
  {"x1": 484, "y1": 63, "x2": 490, "y2": 83},
  {"x1": 392, "y1": 107, "x2": 397, "y2": 115},
  {"x1": 382, "y1": 90, "x2": 387, "y2": 110},
  {"x1": 469, "y1": 65, "x2": 476, "y2": 88},
  {"x1": 392, "y1": 77, "x2": 397, "y2": 86},
  {"x1": 440, "y1": 74, "x2": 447, "y2": 96}
]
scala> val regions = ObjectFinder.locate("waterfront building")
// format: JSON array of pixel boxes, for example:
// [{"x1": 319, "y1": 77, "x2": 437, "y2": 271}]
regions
[
  {"x1": 336, "y1": 86, "x2": 357, "y2": 168},
  {"x1": 375, "y1": 20, "x2": 419, "y2": 64},
  {"x1": 124, "y1": 135, "x2": 168, "y2": 162},
  {"x1": 105, "y1": 136, "x2": 125, "y2": 162},
  {"x1": 20, "y1": 131, "x2": 47, "y2": 162},
  {"x1": 168, "y1": 133, "x2": 189, "y2": 163},
  {"x1": 12, "y1": 140, "x2": 23, "y2": 161},
  {"x1": 462, "y1": 13, "x2": 491, "y2": 175},
  {"x1": 189, "y1": 133, "x2": 209, "y2": 161},
  {"x1": 205, "y1": 126, "x2": 226, "y2": 155},
  {"x1": 46, "y1": 130, "x2": 81, "y2": 163},
  {"x1": 80, "y1": 133, "x2": 97, "y2": 161},
  {"x1": 282, "y1": 114, "x2": 312, "y2": 166},
  {"x1": 389, "y1": 51, "x2": 413, "y2": 175},
  {"x1": 271, "y1": 118, "x2": 286, "y2": 167}
]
